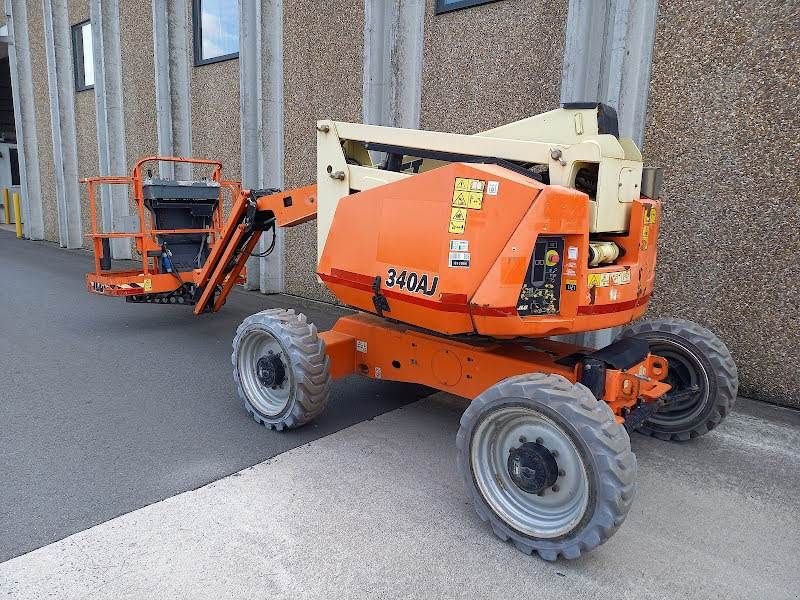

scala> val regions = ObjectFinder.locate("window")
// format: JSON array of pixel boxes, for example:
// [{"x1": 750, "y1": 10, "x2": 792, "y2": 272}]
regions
[
  {"x1": 435, "y1": 0, "x2": 502, "y2": 13},
  {"x1": 193, "y1": 0, "x2": 239, "y2": 65},
  {"x1": 71, "y1": 20, "x2": 94, "y2": 91}
]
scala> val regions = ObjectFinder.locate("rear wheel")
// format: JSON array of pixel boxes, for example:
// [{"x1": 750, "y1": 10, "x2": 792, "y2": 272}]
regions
[
  {"x1": 232, "y1": 308, "x2": 331, "y2": 430},
  {"x1": 617, "y1": 318, "x2": 737, "y2": 441},
  {"x1": 456, "y1": 373, "x2": 636, "y2": 561}
]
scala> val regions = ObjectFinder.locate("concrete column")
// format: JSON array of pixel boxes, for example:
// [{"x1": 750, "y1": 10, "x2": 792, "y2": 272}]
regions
[
  {"x1": 42, "y1": 0, "x2": 82, "y2": 248},
  {"x1": 4, "y1": 0, "x2": 45, "y2": 240},
  {"x1": 153, "y1": 0, "x2": 192, "y2": 179},
  {"x1": 91, "y1": 0, "x2": 130, "y2": 258},
  {"x1": 561, "y1": 0, "x2": 658, "y2": 147},
  {"x1": 560, "y1": 0, "x2": 658, "y2": 348},
  {"x1": 240, "y1": 0, "x2": 284, "y2": 293},
  {"x1": 363, "y1": 0, "x2": 425, "y2": 129}
]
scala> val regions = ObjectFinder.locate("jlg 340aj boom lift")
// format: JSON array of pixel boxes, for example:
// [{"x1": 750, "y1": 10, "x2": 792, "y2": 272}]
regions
[{"x1": 84, "y1": 104, "x2": 737, "y2": 560}]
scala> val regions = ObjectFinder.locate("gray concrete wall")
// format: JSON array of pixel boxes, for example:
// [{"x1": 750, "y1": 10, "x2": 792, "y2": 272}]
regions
[
  {"x1": 186, "y1": 0, "x2": 241, "y2": 194},
  {"x1": 118, "y1": 0, "x2": 158, "y2": 174},
  {"x1": 25, "y1": 2, "x2": 59, "y2": 242},
  {"x1": 69, "y1": 0, "x2": 97, "y2": 249},
  {"x1": 643, "y1": 0, "x2": 800, "y2": 407},
  {"x1": 282, "y1": 0, "x2": 364, "y2": 301},
  {"x1": 420, "y1": 0, "x2": 568, "y2": 134}
]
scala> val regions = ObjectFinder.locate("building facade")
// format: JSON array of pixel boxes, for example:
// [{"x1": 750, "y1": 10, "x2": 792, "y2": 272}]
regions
[{"x1": 3, "y1": 0, "x2": 798, "y2": 407}]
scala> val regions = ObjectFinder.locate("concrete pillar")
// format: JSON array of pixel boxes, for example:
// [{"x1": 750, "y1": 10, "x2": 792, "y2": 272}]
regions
[
  {"x1": 4, "y1": 0, "x2": 45, "y2": 240},
  {"x1": 152, "y1": 0, "x2": 192, "y2": 179},
  {"x1": 363, "y1": 0, "x2": 425, "y2": 129},
  {"x1": 561, "y1": 0, "x2": 658, "y2": 147},
  {"x1": 560, "y1": 0, "x2": 658, "y2": 348},
  {"x1": 91, "y1": 0, "x2": 130, "y2": 259},
  {"x1": 42, "y1": 0, "x2": 82, "y2": 248},
  {"x1": 240, "y1": 0, "x2": 284, "y2": 293}
]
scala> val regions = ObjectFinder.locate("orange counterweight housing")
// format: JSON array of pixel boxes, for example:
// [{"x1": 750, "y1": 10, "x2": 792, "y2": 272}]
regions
[{"x1": 317, "y1": 162, "x2": 661, "y2": 338}]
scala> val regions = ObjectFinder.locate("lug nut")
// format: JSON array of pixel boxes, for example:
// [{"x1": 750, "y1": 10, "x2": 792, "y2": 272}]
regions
[
  {"x1": 551, "y1": 450, "x2": 559, "y2": 458},
  {"x1": 535, "y1": 437, "x2": 543, "y2": 445},
  {"x1": 519, "y1": 436, "x2": 527, "y2": 443},
  {"x1": 558, "y1": 469, "x2": 566, "y2": 477},
  {"x1": 551, "y1": 485, "x2": 560, "y2": 492}
]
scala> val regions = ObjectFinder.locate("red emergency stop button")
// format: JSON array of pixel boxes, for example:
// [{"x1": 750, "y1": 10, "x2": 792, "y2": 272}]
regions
[{"x1": 545, "y1": 250, "x2": 560, "y2": 267}]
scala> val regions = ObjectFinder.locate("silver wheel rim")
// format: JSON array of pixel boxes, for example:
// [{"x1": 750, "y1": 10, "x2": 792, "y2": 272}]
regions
[
  {"x1": 236, "y1": 328, "x2": 293, "y2": 417},
  {"x1": 470, "y1": 406, "x2": 589, "y2": 539}
]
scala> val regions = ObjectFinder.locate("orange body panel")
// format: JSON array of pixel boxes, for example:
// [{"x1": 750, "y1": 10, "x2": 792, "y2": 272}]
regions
[{"x1": 318, "y1": 162, "x2": 661, "y2": 338}]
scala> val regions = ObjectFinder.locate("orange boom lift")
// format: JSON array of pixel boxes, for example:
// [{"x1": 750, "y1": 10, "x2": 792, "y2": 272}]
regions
[{"x1": 83, "y1": 104, "x2": 738, "y2": 560}]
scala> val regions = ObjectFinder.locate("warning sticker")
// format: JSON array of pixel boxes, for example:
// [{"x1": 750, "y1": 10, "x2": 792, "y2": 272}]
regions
[
  {"x1": 449, "y1": 207, "x2": 467, "y2": 234},
  {"x1": 452, "y1": 178, "x2": 485, "y2": 210},
  {"x1": 449, "y1": 239, "x2": 469, "y2": 251},
  {"x1": 588, "y1": 270, "x2": 631, "y2": 288},
  {"x1": 487, "y1": 181, "x2": 499, "y2": 195},
  {"x1": 449, "y1": 251, "x2": 471, "y2": 268},
  {"x1": 454, "y1": 177, "x2": 473, "y2": 192},
  {"x1": 641, "y1": 206, "x2": 657, "y2": 249},
  {"x1": 452, "y1": 189, "x2": 469, "y2": 208},
  {"x1": 143, "y1": 278, "x2": 152, "y2": 291},
  {"x1": 610, "y1": 270, "x2": 631, "y2": 285},
  {"x1": 565, "y1": 279, "x2": 577, "y2": 291},
  {"x1": 466, "y1": 191, "x2": 483, "y2": 209}
]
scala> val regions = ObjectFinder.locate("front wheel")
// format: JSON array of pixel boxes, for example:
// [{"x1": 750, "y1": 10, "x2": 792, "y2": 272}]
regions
[
  {"x1": 232, "y1": 308, "x2": 331, "y2": 430},
  {"x1": 456, "y1": 373, "x2": 636, "y2": 561},
  {"x1": 617, "y1": 318, "x2": 738, "y2": 441}
]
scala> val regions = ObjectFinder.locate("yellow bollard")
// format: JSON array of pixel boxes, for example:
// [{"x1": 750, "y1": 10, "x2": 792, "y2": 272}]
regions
[
  {"x1": 12, "y1": 192, "x2": 22, "y2": 238},
  {"x1": 2, "y1": 188, "x2": 9, "y2": 224}
]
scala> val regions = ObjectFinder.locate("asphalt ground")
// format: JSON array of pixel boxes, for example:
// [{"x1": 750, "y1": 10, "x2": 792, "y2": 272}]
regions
[
  {"x1": 0, "y1": 231, "x2": 429, "y2": 562},
  {"x1": 1, "y1": 393, "x2": 798, "y2": 600}
]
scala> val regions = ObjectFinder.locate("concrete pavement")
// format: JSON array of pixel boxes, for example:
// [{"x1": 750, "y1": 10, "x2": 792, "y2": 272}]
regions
[
  {"x1": 1, "y1": 393, "x2": 798, "y2": 600},
  {"x1": 0, "y1": 231, "x2": 430, "y2": 561}
]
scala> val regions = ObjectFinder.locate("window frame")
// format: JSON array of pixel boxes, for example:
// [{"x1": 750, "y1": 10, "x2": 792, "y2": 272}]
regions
[
  {"x1": 192, "y1": 0, "x2": 239, "y2": 67},
  {"x1": 71, "y1": 20, "x2": 94, "y2": 92},
  {"x1": 435, "y1": 0, "x2": 502, "y2": 14}
]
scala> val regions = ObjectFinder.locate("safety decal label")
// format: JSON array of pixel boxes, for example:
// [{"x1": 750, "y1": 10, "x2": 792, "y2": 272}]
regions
[
  {"x1": 452, "y1": 178, "x2": 485, "y2": 210},
  {"x1": 588, "y1": 270, "x2": 631, "y2": 288},
  {"x1": 143, "y1": 278, "x2": 152, "y2": 291},
  {"x1": 449, "y1": 239, "x2": 469, "y2": 252},
  {"x1": 486, "y1": 181, "x2": 499, "y2": 195},
  {"x1": 565, "y1": 279, "x2": 577, "y2": 291},
  {"x1": 641, "y1": 205, "x2": 657, "y2": 249},
  {"x1": 448, "y1": 207, "x2": 467, "y2": 234},
  {"x1": 448, "y1": 251, "x2": 471, "y2": 268}
]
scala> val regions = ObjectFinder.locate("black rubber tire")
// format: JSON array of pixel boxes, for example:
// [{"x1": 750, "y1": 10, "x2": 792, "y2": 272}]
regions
[
  {"x1": 617, "y1": 318, "x2": 738, "y2": 441},
  {"x1": 232, "y1": 308, "x2": 331, "y2": 430},
  {"x1": 456, "y1": 373, "x2": 636, "y2": 561}
]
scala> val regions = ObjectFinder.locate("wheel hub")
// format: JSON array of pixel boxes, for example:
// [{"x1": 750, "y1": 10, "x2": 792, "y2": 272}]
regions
[
  {"x1": 507, "y1": 442, "x2": 559, "y2": 494},
  {"x1": 256, "y1": 353, "x2": 286, "y2": 389}
]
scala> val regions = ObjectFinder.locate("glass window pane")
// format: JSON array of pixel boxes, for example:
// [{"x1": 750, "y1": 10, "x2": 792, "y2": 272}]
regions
[
  {"x1": 81, "y1": 23, "x2": 94, "y2": 87},
  {"x1": 200, "y1": 0, "x2": 239, "y2": 60}
]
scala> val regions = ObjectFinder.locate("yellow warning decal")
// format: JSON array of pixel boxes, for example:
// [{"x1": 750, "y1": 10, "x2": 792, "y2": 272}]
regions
[
  {"x1": 466, "y1": 191, "x2": 483, "y2": 209},
  {"x1": 641, "y1": 206, "x2": 657, "y2": 249},
  {"x1": 454, "y1": 177, "x2": 472, "y2": 192},
  {"x1": 143, "y1": 278, "x2": 153, "y2": 291},
  {"x1": 588, "y1": 270, "x2": 631, "y2": 288},
  {"x1": 452, "y1": 190, "x2": 469, "y2": 208},
  {"x1": 452, "y1": 178, "x2": 485, "y2": 210},
  {"x1": 449, "y1": 207, "x2": 467, "y2": 234}
]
